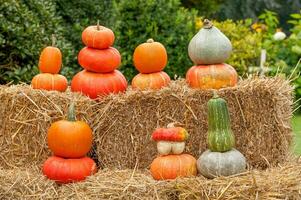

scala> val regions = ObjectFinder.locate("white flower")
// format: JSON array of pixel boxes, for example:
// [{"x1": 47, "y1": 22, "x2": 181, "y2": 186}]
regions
[{"x1": 273, "y1": 31, "x2": 286, "y2": 41}]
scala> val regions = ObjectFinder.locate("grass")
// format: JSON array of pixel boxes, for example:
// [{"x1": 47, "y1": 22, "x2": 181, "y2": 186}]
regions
[{"x1": 292, "y1": 114, "x2": 301, "y2": 154}]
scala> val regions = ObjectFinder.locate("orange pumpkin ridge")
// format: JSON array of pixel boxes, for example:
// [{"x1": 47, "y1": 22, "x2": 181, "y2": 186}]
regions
[
  {"x1": 186, "y1": 63, "x2": 238, "y2": 89},
  {"x1": 31, "y1": 73, "x2": 68, "y2": 92},
  {"x1": 71, "y1": 70, "x2": 127, "y2": 99},
  {"x1": 150, "y1": 154, "x2": 197, "y2": 180},
  {"x1": 42, "y1": 156, "x2": 97, "y2": 183},
  {"x1": 82, "y1": 21, "x2": 115, "y2": 49},
  {"x1": 78, "y1": 47, "x2": 121, "y2": 73},
  {"x1": 133, "y1": 38, "x2": 168, "y2": 73},
  {"x1": 132, "y1": 71, "x2": 170, "y2": 90}
]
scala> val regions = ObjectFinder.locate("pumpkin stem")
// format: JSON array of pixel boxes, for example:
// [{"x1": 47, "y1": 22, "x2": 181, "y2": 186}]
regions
[
  {"x1": 212, "y1": 90, "x2": 219, "y2": 99},
  {"x1": 67, "y1": 102, "x2": 76, "y2": 121},
  {"x1": 203, "y1": 19, "x2": 213, "y2": 29},
  {"x1": 97, "y1": 20, "x2": 100, "y2": 30},
  {"x1": 51, "y1": 34, "x2": 56, "y2": 46},
  {"x1": 147, "y1": 38, "x2": 154, "y2": 43}
]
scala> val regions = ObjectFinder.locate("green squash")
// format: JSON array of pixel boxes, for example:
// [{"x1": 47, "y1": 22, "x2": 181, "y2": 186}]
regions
[{"x1": 207, "y1": 92, "x2": 235, "y2": 152}]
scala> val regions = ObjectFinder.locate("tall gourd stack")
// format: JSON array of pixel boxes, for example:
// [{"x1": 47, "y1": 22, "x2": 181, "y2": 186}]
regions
[
  {"x1": 42, "y1": 103, "x2": 96, "y2": 183},
  {"x1": 71, "y1": 21, "x2": 127, "y2": 99},
  {"x1": 132, "y1": 39, "x2": 171, "y2": 90},
  {"x1": 186, "y1": 19, "x2": 238, "y2": 89},
  {"x1": 31, "y1": 35, "x2": 68, "y2": 92}
]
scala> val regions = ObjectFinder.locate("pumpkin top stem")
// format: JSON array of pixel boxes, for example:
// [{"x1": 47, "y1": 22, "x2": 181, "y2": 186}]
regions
[
  {"x1": 97, "y1": 20, "x2": 100, "y2": 30},
  {"x1": 67, "y1": 102, "x2": 76, "y2": 121},
  {"x1": 212, "y1": 90, "x2": 219, "y2": 99},
  {"x1": 203, "y1": 19, "x2": 213, "y2": 29},
  {"x1": 51, "y1": 34, "x2": 56, "y2": 46},
  {"x1": 147, "y1": 38, "x2": 154, "y2": 43}
]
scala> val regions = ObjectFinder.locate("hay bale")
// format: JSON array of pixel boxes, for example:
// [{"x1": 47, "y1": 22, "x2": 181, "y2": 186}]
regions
[
  {"x1": 0, "y1": 78, "x2": 293, "y2": 170},
  {"x1": 1, "y1": 162, "x2": 300, "y2": 199},
  {"x1": 0, "y1": 167, "x2": 58, "y2": 199},
  {"x1": 54, "y1": 162, "x2": 301, "y2": 199}
]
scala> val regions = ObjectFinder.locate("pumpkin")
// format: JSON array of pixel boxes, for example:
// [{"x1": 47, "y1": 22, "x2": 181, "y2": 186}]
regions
[
  {"x1": 38, "y1": 34, "x2": 62, "y2": 74},
  {"x1": 150, "y1": 154, "x2": 197, "y2": 180},
  {"x1": 207, "y1": 92, "x2": 235, "y2": 152},
  {"x1": 197, "y1": 93, "x2": 246, "y2": 178},
  {"x1": 197, "y1": 149, "x2": 246, "y2": 179},
  {"x1": 131, "y1": 71, "x2": 170, "y2": 90},
  {"x1": 133, "y1": 39, "x2": 167, "y2": 73},
  {"x1": 152, "y1": 125, "x2": 189, "y2": 155},
  {"x1": 188, "y1": 19, "x2": 232, "y2": 65},
  {"x1": 71, "y1": 70, "x2": 127, "y2": 99},
  {"x1": 186, "y1": 64, "x2": 238, "y2": 89},
  {"x1": 42, "y1": 156, "x2": 97, "y2": 183},
  {"x1": 31, "y1": 73, "x2": 68, "y2": 92},
  {"x1": 47, "y1": 103, "x2": 93, "y2": 158},
  {"x1": 78, "y1": 47, "x2": 121, "y2": 73},
  {"x1": 82, "y1": 21, "x2": 115, "y2": 49}
]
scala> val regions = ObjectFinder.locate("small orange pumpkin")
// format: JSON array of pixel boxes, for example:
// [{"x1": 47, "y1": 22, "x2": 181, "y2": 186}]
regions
[
  {"x1": 31, "y1": 73, "x2": 68, "y2": 92},
  {"x1": 186, "y1": 64, "x2": 238, "y2": 89},
  {"x1": 47, "y1": 103, "x2": 93, "y2": 158},
  {"x1": 78, "y1": 47, "x2": 121, "y2": 73},
  {"x1": 38, "y1": 35, "x2": 62, "y2": 74},
  {"x1": 42, "y1": 156, "x2": 97, "y2": 183},
  {"x1": 133, "y1": 39, "x2": 167, "y2": 73},
  {"x1": 131, "y1": 71, "x2": 170, "y2": 90},
  {"x1": 82, "y1": 21, "x2": 115, "y2": 49},
  {"x1": 150, "y1": 154, "x2": 197, "y2": 180}
]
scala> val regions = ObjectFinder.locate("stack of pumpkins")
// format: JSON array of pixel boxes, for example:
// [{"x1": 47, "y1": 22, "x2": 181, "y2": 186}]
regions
[
  {"x1": 131, "y1": 39, "x2": 171, "y2": 90},
  {"x1": 150, "y1": 124, "x2": 197, "y2": 180},
  {"x1": 31, "y1": 35, "x2": 68, "y2": 92},
  {"x1": 42, "y1": 103, "x2": 96, "y2": 183},
  {"x1": 186, "y1": 19, "x2": 238, "y2": 89},
  {"x1": 71, "y1": 22, "x2": 127, "y2": 99}
]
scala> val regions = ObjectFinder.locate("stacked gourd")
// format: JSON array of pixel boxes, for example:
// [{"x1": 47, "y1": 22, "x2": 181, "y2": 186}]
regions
[
  {"x1": 131, "y1": 39, "x2": 171, "y2": 90},
  {"x1": 150, "y1": 124, "x2": 197, "y2": 180},
  {"x1": 71, "y1": 22, "x2": 127, "y2": 99},
  {"x1": 42, "y1": 103, "x2": 96, "y2": 183},
  {"x1": 197, "y1": 92, "x2": 246, "y2": 178},
  {"x1": 186, "y1": 19, "x2": 238, "y2": 89},
  {"x1": 31, "y1": 35, "x2": 68, "y2": 92}
]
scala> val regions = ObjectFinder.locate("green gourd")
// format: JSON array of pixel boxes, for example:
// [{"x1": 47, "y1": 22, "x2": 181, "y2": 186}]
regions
[{"x1": 207, "y1": 92, "x2": 235, "y2": 152}]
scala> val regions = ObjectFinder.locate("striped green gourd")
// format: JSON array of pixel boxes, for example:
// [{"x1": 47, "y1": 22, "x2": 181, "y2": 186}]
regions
[{"x1": 207, "y1": 92, "x2": 235, "y2": 152}]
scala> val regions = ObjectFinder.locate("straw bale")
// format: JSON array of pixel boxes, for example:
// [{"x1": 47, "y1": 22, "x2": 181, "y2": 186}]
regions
[
  {"x1": 0, "y1": 77, "x2": 293, "y2": 170},
  {"x1": 2, "y1": 161, "x2": 300, "y2": 199}
]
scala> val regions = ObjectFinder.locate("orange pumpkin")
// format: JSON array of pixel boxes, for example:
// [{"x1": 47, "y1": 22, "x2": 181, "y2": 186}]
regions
[
  {"x1": 82, "y1": 22, "x2": 115, "y2": 49},
  {"x1": 38, "y1": 35, "x2": 62, "y2": 74},
  {"x1": 31, "y1": 73, "x2": 68, "y2": 92},
  {"x1": 78, "y1": 47, "x2": 121, "y2": 73},
  {"x1": 47, "y1": 103, "x2": 93, "y2": 158},
  {"x1": 133, "y1": 39, "x2": 167, "y2": 73},
  {"x1": 42, "y1": 156, "x2": 97, "y2": 183},
  {"x1": 71, "y1": 70, "x2": 127, "y2": 99},
  {"x1": 186, "y1": 64, "x2": 238, "y2": 89},
  {"x1": 131, "y1": 71, "x2": 170, "y2": 90},
  {"x1": 150, "y1": 154, "x2": 197, "y2": 180}
]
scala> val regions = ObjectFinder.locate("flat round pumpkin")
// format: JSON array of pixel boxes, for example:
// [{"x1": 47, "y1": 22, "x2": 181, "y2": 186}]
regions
[
  {"x1": 78, "y1": 47, "x2": 121, "y2": 73},
  {"x1": 71, "y1": 70, "x2": 127, "y2": 99},
  {"x1": 31, "y1": 73, "x2": 68, "y2": 92},
  {"x1": 131, "y1": 71, "x2": 170, "y2": 90}
]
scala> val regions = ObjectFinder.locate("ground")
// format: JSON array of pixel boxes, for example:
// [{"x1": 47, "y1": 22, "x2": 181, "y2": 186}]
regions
[{"x1": 293, "y1": 114, "x2": 301, "y2": 154}]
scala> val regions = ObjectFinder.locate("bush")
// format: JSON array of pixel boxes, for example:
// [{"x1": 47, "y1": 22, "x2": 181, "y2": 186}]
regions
[
  {"x1": 0, "y1": 0, "x2": 74, "y2": 83},
  {"x1": 112, "y1": 0, "x2": 197, "y2": 80}
]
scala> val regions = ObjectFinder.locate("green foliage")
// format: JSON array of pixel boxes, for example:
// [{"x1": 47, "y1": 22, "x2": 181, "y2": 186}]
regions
[
  {"x1": 0, "y1": 0, "x2": 74, "y2": 83},
  {"x1": 212, "y1": 19, "x2": 262, "y2": 75},
  {"x1": 113, "y1": 0, "x2": 197, "y2": 80},
  {"x1": 180, "y1": 0, "x2": 223, "y2": 17}
]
